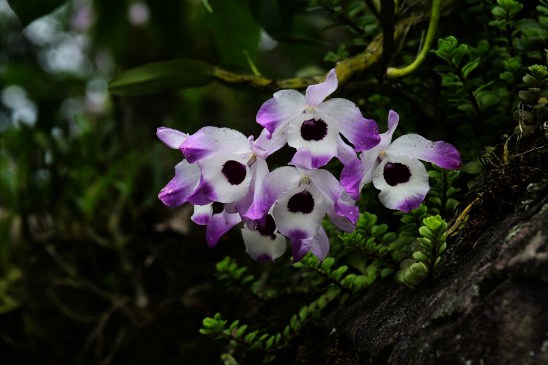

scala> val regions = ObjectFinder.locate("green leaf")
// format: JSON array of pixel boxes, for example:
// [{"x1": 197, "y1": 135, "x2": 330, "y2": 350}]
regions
[
  {"x1": 228, "y1": 320, "x2": 240, "y2": 330},
  {"x1": 331, "y1": 266, "x2": 348, "y2": 280},
  {"x1": 235, "y1": 324, "x2": 247, "y2": 337},
  {"x1": 497, "y1": 0, "x2": 523, "y2": 16},
  {"x1": 298, "y1": 307, "x2": 308, "y2": 321},
  {"x1": 409, "y1": 262, "x2": 429, "y2": 276},
  {"x1": 462, "y1": 58, "x2": 481, "y2": 79},
  {"x1": 435, "y1": 36, "x2": 458, "y2": 56},
  {"x1": 437, "y1": 242, "x2": 447, "y2": 255},
  {"x1": 289, "y1": 315, "x2": 300, "y2": 331},
  {"x1": 265, "y1": 335, "x2": 276, "y2": 350},
  {"x1": 412, "y1": 251, "x2": 431, "y2": 262},
  {"x1": 522, "y1": 74, "x2": 537, "y2": 86},
  {"x1": 451, "y1": 44, "x2": 469, "y2": 66},
  {"x1": 499, "y1": 71, "x2": 515, "y2": 82},
  {"x1": 201, "y1": 0, "x2": 213, "y2": 13},
  {"x1": 209, "y1": 0, "x2": 260, "y2": 68},
  {"x1": 491, "y1": 6, "x2": 506, "y2": 17},
  {"x1": 248, "y1": 0, "x2": 296, "y2": 41},
  {"x1": 538, "y1": 4, "x2": 548, "y2": 16},
  {"x1": 428, "y1": 170, "x2": 442, "y2": 179},
  {"x1": 503, "y1": 57, "x2": 522, "y2": 72},
  {"x1": 428, "y1": 197, "x2": 442, "y2": 207},
  {"x1": 461, "y1": 160, "x2": 483, "y2": 174},
  {"x1": 445, "y1": 199, "x2": 460, "y2": 213},
  {"x1": 527, "y1": 65, "x2": 548, "y2": 80},
  {"x1": 434, "y1": 256, "x2": 446, "y2": 270},
  {"x1": 519, "y1": 89, "x2": 539, "y2": 104},
  {"x1": 321, "y1": 257, "x2": 335, "y2": 270},
  {"x1": 7, "y1": 0, "x2": 66, "y2": 26},
  {"x1": 476, "y1": 40, "x2": 490, "y2": 54},
  {"x1": 109, "y1": 59, "x2": 214, "y2": 95},
  {"x1": 423, "y1": 216, "x2": 446, "y2": 232},
  {"x1": 475, "y1": 91, "x2": 500, "y2": 111},
  {"x1": 244, "y1": 330, "x2": 258, "y2": 343},
  {"x1": 380, "y1": 267, "x2": 394, "y2": 278},
  {"x1": 418, "y1": 226, "x2": 435, "y2": 240}
]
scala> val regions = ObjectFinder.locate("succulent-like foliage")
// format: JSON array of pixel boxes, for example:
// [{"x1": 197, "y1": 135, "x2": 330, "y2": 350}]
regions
[
  {"x1": 215, "y1": 256, "x2": 275, "y2": 301},
  {"x1": 395, "y1": 215, "x2": 448, "y2": 288},
  {"x1": 294, "y1": 253, "x2": 377, "y2": 293},
  {"x1": 515, "y1": 65, "x2": 548, "y2": 136},
  {"x1": 427, "y1": 165, "x2": 461, "y2": 217},
  {"x1": 200, "y1": 288, "x2": 341, "y2": 363}
]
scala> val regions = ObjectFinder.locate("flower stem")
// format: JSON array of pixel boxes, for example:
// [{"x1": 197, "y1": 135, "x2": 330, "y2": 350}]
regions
[{"x1": 386, "y1": 0, "x2": 441, "y2": 79}]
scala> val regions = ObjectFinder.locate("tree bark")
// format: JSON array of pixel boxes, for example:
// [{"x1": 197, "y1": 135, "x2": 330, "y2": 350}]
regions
[{"x1": 321, "y1": 145, "x2": 548, "y2": 364}]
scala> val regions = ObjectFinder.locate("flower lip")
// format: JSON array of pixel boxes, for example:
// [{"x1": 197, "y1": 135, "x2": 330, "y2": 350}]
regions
[
  {"x1": 373, "y1": 155, "x2": 430, "y2": 212},
  {"x1": 300, "y1": 118, "x2": 328, "y2": 141},
  {"x1": 257, "y1": 214, "x2": 276, "y2": 239},
  {"x1": 383, "y1": 162, "x2": 411, "y2": 186},
  {"x1": 287, "y1": 190, "x2": 314, "y2": 214},
  {"x1": 221, "y1": 160, "x2": 247, "y2": 185}
]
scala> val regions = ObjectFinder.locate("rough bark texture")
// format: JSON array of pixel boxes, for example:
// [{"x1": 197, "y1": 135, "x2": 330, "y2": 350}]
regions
[{"x1": 321, "y1": 146, "x2": 548, "y2": 364}]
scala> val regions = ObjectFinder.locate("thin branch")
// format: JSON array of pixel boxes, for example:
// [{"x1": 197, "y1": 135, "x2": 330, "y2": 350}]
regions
[
  {"x1": 386, "y1": 0, "x2": 441, "y2": 79},
  {"x1": 212, "y1": 15, "x2": 419, "y2": 91}
]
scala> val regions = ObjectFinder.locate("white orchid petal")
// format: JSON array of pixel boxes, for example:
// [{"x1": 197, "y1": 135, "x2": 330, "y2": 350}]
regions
[
  {"x1": 373, "y1": 155, "x2": 430, "y2": 212},
  {"x1": 272, "y1": 185, "x2": 326, "y2": 240},
  {"x1": 305, "y1": 69, "x2": 338, "y2": 106},
  {"x1": 316, "y1": 98, "x2": 380, "y2": 151},
  {"x1": 158, "y1": 160, "x2": 201, "y2": 206},
  {"x1": 237, "y1": 158, "x2": 270, "y2": 219},
  {"x1": 198, "y1": 154, "x2": 252, "y2": 203},
  {"x1": 308, "y1": 168, "x2": 358, "y2": 230},
  {"x1": 291, "y1": 226, "x2": 330, "y2": 262},
  {"x1": 191, "y1": 203, "x2": 213, "y2": 225},
  {"x1": 287, "y1": 115, "x2": 339, "y2": 167},
  {"x1": 257, "y1": 89, "x2": 306, "y2": 134},
  {"x1": 205, "y1": 210, "x2": 241, "y2": 247},
  {"x1": 387, "y1": 134, "x2": 462, "y2": 169},
  {"x1": 251, "y1": 127, "x2": 288, "y2": 159},
  {"x1": 181, "y1": 127, "x2": 251, "y2": 163},
  {"x1": 261, "y1": 166, "x2": 301, "y2": 216},
  {"x1": 157, "y1": 127, "x2": 188, "y2": 149},
  {"x1": 242, "y1": 217, "x2": 287, "y2": 261}
]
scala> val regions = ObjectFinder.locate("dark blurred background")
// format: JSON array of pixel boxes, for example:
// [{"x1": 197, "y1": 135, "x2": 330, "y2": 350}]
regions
[{"x1": 0, "y1": 1, "x2": 350, "y2": 363}]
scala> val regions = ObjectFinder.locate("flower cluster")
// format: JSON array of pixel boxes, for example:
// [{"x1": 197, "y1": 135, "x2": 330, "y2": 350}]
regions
[{"x1": 157, "y1": 69, "x2": 461, "y2": 262}]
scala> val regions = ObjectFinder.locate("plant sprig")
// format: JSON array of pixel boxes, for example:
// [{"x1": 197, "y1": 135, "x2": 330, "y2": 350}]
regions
[{"x1": 395, "y1": 215, "x2": 448, "y2": 288}]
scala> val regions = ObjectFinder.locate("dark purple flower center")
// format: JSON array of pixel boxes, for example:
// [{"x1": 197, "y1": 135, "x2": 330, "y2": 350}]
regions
[
  {"x1": 257, "y1": 215, "x2": 276, "y2": 239},
  {"x1": 383, "y1": 162, "x2": 411, "y2": 186},
  {"x1": 221, "y1": 160, "x2": 246, "y2": 185},
  {"x1": 287, "y1": 190, "x2": 314, "y2": 214},
  {"x1": 300, "y1": 118, "x2": 328, "y2": 141}
]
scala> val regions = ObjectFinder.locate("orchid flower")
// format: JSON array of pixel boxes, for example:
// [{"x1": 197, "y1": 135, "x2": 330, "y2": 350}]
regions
[
  {"x1": 241, "y1": 213, "x2": 330, "y2": 262},
  {"x1": 289, "y1": 225, "x2": 330, "y2": 262},
  {"x1": 157, "y1": 126, "x2": 283, "y2": 249},
  {"x1": 244, "y1": 157, "x2": 353, "y2": 261},
  {"x1": 241, "y1": 214, "x2": 287, "y2": 262},
  {"x1": 157, "y1": 126, "x2": 277, "y2": 207},
  {"x1": 189, "y1": 157, "x2": 271, "y2": 248},
  {"x1": 255, "y1": 69, "x2": 380, "y2": 168},
  {"x1": 341, "y1": 110, "x2": 462, "y2": 212},
  {"x1": 249, "y1": 159, "x2": 358, "y2": 260}
]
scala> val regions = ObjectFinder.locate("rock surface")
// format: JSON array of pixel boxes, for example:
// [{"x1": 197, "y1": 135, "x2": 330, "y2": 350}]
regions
[{"x1": 322, "y1": 155, "x2": 548, "y2": 364}]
